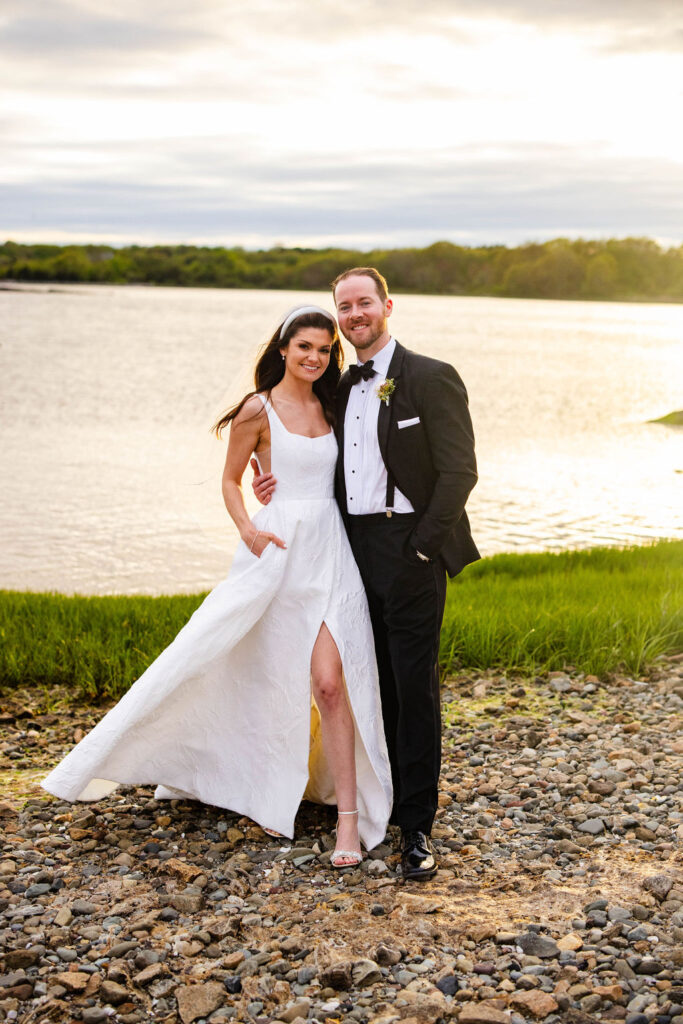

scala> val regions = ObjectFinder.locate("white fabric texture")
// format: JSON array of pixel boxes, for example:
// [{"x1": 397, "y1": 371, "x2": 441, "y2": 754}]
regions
[
  {"x1": 343, "y1": 337, "x2": 414, "y2": 515},
  {"x1": 42, "y1": 398, "x2": 393, "y2": 850}
]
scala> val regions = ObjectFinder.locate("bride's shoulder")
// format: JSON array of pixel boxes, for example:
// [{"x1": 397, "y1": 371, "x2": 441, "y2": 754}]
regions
[
  {"x1": 238, "y1": 393, "x2": 268, "y2": 418},
  {"x1": 231, "y1": 393, "x2": 269, "y2": 434}
]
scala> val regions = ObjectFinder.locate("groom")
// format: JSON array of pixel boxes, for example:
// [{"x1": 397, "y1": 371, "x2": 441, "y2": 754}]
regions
[{"x1": 258, "y1": 267, "x2": 479, "y2": 880}]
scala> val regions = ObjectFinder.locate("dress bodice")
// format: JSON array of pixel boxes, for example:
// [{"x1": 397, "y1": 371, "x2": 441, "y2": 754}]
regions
[{"x1": 257, "y1": 396, "x2": 337, "y2": 502}]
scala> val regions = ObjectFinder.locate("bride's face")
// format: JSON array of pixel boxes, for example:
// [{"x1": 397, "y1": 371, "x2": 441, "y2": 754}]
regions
[{"x1": 280, "y1": 327, "x2": 333, "y2": 383}]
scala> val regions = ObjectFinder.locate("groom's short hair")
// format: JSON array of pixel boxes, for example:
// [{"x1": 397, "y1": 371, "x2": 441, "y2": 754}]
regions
[{"x1": 332, "y1": 266, "x2": 389, "y2": 304}]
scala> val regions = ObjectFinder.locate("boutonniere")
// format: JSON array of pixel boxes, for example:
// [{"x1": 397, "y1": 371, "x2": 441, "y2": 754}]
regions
[{"x1": 376, "y1": 378, "x2": 396, "y2": 405}]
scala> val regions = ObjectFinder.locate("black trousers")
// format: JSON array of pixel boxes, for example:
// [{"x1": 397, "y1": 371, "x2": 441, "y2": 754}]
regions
[{"x1": 347, "y1": 513, "x2": 447, "y2": 834}]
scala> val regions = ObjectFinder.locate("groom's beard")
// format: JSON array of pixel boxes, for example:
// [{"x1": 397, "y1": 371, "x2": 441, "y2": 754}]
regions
[{"x1": 342, "y1": 319, "x2": 387, "y2": 352}]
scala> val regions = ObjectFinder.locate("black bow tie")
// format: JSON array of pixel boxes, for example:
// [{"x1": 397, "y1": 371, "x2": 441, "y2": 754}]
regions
[{"x1": 348, "y1": 360, "x2": 376, "y2": 384}]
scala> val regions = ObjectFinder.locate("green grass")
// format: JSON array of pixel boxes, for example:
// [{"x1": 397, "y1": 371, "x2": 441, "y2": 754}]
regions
[
  {"x1": 441, "y1": 540, "x2": 683, "y2": 677},
  {"x1": 649, "y1": 409, "x2": 683, "y2": 426},
  {"x1": 1, "y1": 541, "x2": 681, "y2": 702},
  {"x1": 0, "y1": 592, "x2": 204, "y2": 702}
]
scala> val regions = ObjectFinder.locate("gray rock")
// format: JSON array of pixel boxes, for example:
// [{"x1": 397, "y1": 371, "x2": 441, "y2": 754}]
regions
[
  {"x1": 410, "y1": 958, "x2": 436, "y2": 974},
  {"x1": 550, "y1": 677, "x2": 572, "y2": 693},
  {"x1": 55, "y1": 947, "x2": 78, "y2": 962},
  {"x1": 25, "y1": 883, "x2": 51, "y2": 897},
  {"x1": 634, "y1": 959, "x2": 665, "y2": 975},
  {"x1": 134, "y1": 950, "x2": 160, "y2": 969},
  {"x1": 351, "y1": 959, "x2": 382, "y2": 987},
  {"x1": 615, "y1": 959, "x2": 637, "y2": 980},
  {"x1": 577, "y1": 818, "x2": 605, "y2": 835},
  {"x1": 71, "y1": 898, "x2": 97, "y2": 915},
  {"x1": 642, "y1": 874, "x2": 674, "y2": 900},
  {"x1": 436, "y1": 974, "x2": 459, "y2": 996},
  {"x1": 108, "y1": 941, "x2": 139, "y2": 959},
  {"x1": 395, "y1": 969, "x2": 416, "y2": 986},
  {"x1": 82, "y1": 1010, "x2": 112, "y2": 1024},
  {"x1": 279, "y1": 846, "x2": 318, "y2": 862},
  {"x1": 515, "y1": 933, "x2": 560, "y2": 958},
  {"x1": 375, "y1": 943, "x2": 402, "y2": 967},
  {"x1": 627, "y1": 993, "x2": 656, "y2": 1012}
]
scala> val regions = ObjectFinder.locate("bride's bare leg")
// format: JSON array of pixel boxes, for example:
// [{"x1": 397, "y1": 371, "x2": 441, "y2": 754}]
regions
[{"x1": 311, "y1": 623, "x2": 360, "y2": 864}]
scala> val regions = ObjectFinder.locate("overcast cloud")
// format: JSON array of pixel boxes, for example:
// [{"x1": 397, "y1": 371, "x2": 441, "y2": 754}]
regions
[{"x1": 2, "y1": 0, "x2": 682, "y2": 248}]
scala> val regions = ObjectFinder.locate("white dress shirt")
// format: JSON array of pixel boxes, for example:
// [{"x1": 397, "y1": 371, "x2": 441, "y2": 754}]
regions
[{"x1": 344, "y1": 338, "x2": 415, "y2": 516}]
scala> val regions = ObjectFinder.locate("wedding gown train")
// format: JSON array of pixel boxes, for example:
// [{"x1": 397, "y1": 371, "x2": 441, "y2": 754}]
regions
[{"x1": 42, "y1": 396, "x2": 393, "y2": 851}]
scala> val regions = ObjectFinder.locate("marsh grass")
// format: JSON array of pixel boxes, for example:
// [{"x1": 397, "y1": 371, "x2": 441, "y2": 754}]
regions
[
  {"x1": 0, "y1": 592, "x2": 203, "y2": 701},
  {"x1": 1, "y1": 541, "x2": 681, "y2": 701},
  {"x1": 441, "y1": 540, "x2": 683, "y2": 677}
]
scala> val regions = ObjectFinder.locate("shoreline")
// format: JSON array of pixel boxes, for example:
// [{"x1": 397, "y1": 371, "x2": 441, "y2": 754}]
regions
[{"x1": 3, "y1": 277, "x2": 683, "y2": 307}]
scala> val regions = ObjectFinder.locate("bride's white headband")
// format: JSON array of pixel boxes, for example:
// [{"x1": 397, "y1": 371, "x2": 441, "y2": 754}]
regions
[{"x1": 279, "y1": 305, "x2": 336, "y2": 340}]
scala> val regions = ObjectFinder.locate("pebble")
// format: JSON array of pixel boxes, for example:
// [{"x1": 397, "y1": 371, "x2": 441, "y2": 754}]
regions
[
  {"x1": 578, "y1": 817, "x2": 605, "y2": 834},
  {"x1": 2, "y1": 661, "x2": 682, "y2": 1023},
  {"x1": 516, "y1": 932, "x2": 560, "y2": 958},
  {"x1": 81, "y1": 1010, "x2": 111, "y2": 1024}
]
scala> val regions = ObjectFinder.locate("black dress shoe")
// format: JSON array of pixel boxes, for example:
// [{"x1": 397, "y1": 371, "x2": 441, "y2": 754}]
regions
[{"x1": 400, "y1": 830, "x2": 437, "y2": 881}]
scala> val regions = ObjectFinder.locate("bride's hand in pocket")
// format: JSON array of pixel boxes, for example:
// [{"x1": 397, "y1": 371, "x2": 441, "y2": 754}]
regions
[{"x1": 245, "y1": 529, "x2": 287, "y2": 558}]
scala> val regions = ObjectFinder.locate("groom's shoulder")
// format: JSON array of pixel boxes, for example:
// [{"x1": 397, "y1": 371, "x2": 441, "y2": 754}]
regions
[{"x1": 399, "y1": 343, "x2": 460, "y2": 382}]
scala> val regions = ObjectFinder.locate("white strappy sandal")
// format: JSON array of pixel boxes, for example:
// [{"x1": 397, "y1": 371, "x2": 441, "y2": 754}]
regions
[{"x1": 330, "y1": 809, "x2": 363, "y2": 868}]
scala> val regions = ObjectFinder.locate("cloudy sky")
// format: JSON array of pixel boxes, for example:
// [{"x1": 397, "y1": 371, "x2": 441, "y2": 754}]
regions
[{"x1": 2, "y1": 0, "x2": 682, "y2": 249}]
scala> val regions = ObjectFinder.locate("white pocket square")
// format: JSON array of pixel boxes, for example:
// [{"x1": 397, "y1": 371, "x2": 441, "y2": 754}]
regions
[{"x1": 397, "y1": 416, "x2": 420, "y2": 429}]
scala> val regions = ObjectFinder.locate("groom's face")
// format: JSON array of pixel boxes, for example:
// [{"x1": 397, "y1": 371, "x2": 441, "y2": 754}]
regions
[{"x1": 334, "y1": 275, "x2": 392, "y2": 352}]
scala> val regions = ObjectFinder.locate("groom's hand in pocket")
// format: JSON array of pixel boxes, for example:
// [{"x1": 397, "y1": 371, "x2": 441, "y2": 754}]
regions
[{"x1": 250, "y1": 458, "x2": 277, "y2": 505}]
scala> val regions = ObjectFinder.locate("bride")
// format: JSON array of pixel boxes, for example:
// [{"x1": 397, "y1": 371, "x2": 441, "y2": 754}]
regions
[{"x1": 42, "y1": 305, "x2": 392, "y2": 867}]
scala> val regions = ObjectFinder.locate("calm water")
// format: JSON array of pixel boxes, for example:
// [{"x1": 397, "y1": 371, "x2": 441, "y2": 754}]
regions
[{"x1": 1, "y1": 284, "x2": 681, "y2": 594}]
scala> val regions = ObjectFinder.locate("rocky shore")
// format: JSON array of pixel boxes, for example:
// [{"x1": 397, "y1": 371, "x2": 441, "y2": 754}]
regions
[{"x1": 1, "y1": 658, "x2": 682, "y2": 1024}]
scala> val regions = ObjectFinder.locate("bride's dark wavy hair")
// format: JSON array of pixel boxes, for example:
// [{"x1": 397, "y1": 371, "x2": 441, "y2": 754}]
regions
[{"x1": 213, "y1": 311, "x2": 343, "y2": 436}]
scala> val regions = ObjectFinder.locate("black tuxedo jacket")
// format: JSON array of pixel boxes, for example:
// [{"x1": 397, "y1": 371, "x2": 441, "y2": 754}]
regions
[{"x1": 334, "y1": 340, "x2": 480, "y2": 578}]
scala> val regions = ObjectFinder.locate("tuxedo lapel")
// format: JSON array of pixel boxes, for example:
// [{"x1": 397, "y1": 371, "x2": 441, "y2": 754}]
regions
[{"x1": 377, "y1": 341, "x2": 406, "y2": 466}]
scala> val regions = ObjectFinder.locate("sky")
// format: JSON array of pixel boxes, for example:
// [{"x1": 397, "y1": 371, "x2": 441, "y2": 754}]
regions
[{"x1": 2, "y1": 0, "x2": 683, "y2": 250}]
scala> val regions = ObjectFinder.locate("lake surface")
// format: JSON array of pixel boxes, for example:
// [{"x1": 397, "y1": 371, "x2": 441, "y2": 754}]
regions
[{"x1": 1, "y1": 284, "x2": 681, "y2": 594}]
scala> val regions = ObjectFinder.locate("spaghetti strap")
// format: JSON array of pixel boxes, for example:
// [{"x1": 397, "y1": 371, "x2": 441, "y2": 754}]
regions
[{"x1": 253, "y1": 393, "x2": 271, "y2": 475}]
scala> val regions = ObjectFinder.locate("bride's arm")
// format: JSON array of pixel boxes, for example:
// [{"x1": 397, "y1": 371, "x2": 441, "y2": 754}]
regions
[{"x1": 221, "y1": 397, "x2": 286, "y2": 557}]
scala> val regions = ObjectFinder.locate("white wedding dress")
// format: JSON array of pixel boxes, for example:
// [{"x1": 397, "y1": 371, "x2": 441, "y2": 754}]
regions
[{"x1": 42, "y1": 397, "x2": 393, "y2": 850}]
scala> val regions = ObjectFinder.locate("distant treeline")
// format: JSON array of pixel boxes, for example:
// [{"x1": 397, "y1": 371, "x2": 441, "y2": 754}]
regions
[{"x1": 2, "y1": 236, "x2": 683, "y2": 302}]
